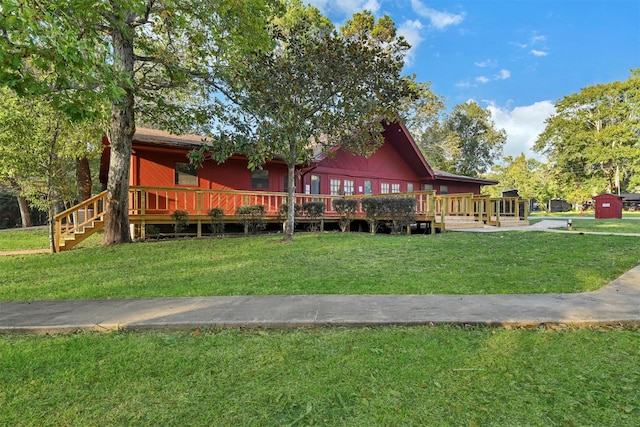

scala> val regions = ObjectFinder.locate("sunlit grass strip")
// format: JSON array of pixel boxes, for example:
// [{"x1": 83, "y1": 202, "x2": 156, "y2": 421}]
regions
[
  {"x1": 1, "y1": 232, "x2": 638, "y2": 300},
  {"x1": 1, "y1": 326, "x2": 638, "y2": 426},
  {"x1": 559, "y1": 219, "x2": 640, "y2": 234}
]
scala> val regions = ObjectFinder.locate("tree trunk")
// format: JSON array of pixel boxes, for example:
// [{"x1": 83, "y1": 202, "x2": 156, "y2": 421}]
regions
[
  {"x1": 76, "y1": 157, "x2": 92, "y2": 201},
  {"x1": 48, "y1": 203, "x2": 56, "y2": 253},
  {"x1": 17, "y1": 194, "x2": 32, "y2": 228},
  {"x1": 283, "y1": 160, "x2": 297, "y2": 242},
  {"x1": 103, "y1": 17, "x2": 136, "y2": 246}
]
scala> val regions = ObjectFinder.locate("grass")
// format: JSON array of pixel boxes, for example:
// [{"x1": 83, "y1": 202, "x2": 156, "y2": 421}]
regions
[
  {"x1": 0, "y1": 227, "x2": 103, "y2": 251},
  {"x1": 556, "y1": 219, "x2": 640, "y2": 234},
  {"x1": 1, "y1": 231, "x2": 639, "y2": 300},
  {"x1": 0, "y1": 228, "x2": 50, "y2": 250},
  {"x1": 530, "y1": 211, "x2": 640, "y2": 218},
  {"x1": 1, "y1": 326, "x2": 639, "y2": 426}
]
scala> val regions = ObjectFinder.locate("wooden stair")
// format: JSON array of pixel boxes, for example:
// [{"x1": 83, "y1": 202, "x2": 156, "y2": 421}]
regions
[
  {"x1": 58, "y1": 220, "x2": 104, "y2": 251},
  {"x1": 54, "y1": 191, "x2": 107, "y2": 252},
  {"x1": 439, "y1": 215, "x2": 484, "y2": 231}
]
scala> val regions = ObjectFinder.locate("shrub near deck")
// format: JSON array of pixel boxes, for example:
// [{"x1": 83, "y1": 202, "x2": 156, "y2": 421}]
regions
[{"x1": 0, "y1": 232, "x2": 638, "y2": 300}]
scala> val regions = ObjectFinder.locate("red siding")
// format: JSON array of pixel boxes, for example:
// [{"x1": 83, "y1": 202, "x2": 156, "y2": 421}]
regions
[
  {"x1": 593, "y1": 194, "x2": 623, "y2": 219},
  {"x1": 304, "y1": 140, "x2": 423, "y2": 195}
]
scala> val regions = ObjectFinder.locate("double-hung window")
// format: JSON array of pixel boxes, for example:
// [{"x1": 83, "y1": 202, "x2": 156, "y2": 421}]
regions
[
  {"x1": 343, "y1": 180, "x2": 354, "y2": 196},
  {"x1": 330, "y1": 179, "x2": 341, "y2": 196}
]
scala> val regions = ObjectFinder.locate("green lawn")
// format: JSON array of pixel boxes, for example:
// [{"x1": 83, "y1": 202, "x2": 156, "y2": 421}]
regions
[
  {"x1": 1, "y1": 231, "x2": 639, "y2": 300},
  {"x1": 557, "y1": 219, "x2": 640, "y2": 234},
  {"x1": 2, "y1": 326, "x2": 638, "y2": 426},
  {"x1": 0, "y1": 228, "x2": 50, "y2": 250},
  {"x1": 530, "y1": 211, "x2": 640, "y2": 218}
]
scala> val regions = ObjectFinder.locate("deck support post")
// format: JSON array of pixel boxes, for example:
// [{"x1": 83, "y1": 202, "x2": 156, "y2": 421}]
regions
[{"x1": 197, "y1": 220, "x2": 202, "y2": 238}]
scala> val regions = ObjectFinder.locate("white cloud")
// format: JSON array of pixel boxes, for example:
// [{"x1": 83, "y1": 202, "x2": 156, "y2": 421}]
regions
[
  {"x1": 485, "y1": 101, "x2": 556, "y2": 159},
  {"x1": 476, "y1": 76, "x2": 490, "y2": 84},
  {"x1": 531, "y1": 49, "x2": 548, "y2": 57},
  {"x1": 475, "y1": 59, "x2": 497, "y2": 68},
  {"x1": 495, "y1": 69, "x2": 511, "y2": 80},
  {"x1": 410, "y1": 0, "x2": 464, "y2": 29},
  {"x1": 398, "y1": 20, "x2": 424, "y2": 65}
]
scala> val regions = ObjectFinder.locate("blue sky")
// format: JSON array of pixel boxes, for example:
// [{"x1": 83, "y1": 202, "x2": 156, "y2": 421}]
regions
[{"x1": 307, "y1": 0, "x2": 640, "y2": 160}]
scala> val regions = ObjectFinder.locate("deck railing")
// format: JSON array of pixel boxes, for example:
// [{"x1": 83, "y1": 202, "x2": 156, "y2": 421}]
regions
[
  {"x1": 54, "y1": 188, "x2": 530, "y2": 252},
  {"x1": 129, "y1": 186, "x2": 439, "y2": 218},
  {"x1": 128, "y1": 186, "x2": 530, "y2": 225},
  {"x1": 487, "y1": 197, "x2": 529, "y2": 225}
]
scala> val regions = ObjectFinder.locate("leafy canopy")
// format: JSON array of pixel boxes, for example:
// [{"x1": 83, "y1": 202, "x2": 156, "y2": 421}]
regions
[
  {"x1": 190, "y1": 5, "x2": 422, "y2": 240},
  {"x1": 534, "y1": 69, "x2": 640, "y2": 194},
  {"x1": 419, "y1": 100, "x2": 506, "y2": 177}
]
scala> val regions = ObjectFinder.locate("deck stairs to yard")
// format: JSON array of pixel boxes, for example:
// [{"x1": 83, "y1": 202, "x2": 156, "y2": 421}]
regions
[
  {"x1": 439, "y1": 215, "x2": 485, "y2": 230},
  {"x1": 54, "y1": 191, "x2": 107, "y2": 252}
]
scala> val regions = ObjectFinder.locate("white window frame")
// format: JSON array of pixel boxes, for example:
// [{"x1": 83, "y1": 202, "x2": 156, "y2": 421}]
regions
[
  {"x1": 330, "y1": 179, "x2": 341, "y2": 196},
  {"x1": 343, "y1": 180, "x2": 354, "y2": 196}
]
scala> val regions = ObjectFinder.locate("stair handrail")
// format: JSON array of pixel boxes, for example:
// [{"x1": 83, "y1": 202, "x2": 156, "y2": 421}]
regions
[{"x1": 54, "y1": 191, "x2": 107, "y2": 252}]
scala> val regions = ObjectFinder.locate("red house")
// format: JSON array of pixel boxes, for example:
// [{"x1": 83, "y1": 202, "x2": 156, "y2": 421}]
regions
[{"x1": 99, "y1": 121, "x2": 496, "y2": 195}]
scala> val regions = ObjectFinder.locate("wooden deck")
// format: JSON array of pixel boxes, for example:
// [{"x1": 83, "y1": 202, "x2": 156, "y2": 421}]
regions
[{"x1": 54, "y1": 187, "x2": 529, "y2": 251}]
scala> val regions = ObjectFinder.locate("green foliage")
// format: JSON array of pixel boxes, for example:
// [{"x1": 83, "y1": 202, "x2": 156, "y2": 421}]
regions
[
  {"x1": 302, "y1": 201, "x2": 325, "y2": 232},
  {"x1": 193, "y1": 3, "x2": 421, "y2": 241},
  {"x1": 361, "y1": 197, "x2": 416, "y2": 234},
  {"x1": 0, "y1": 0, "x2": 278, "y2": 245},
  {"x1": 0, "y1": 87, "x2": 104, "y2": 220},
  {"x1": 170, "y1": 210, "x2": 189, "y2": 235},
  {"x1": 482, "y1": 154, "x2": 551, "y2": 204},
  {"x1": 332, "y1": 198, "x2": 358, "y2": 232},
  {"x1": 361, "y1": 197, "x2": 385, "y2": 234},
  {"x1": 279, "y1": 203, "x2": 302, "y2": 219},
  {"x1": 535, "y1": 70, "x2": 640, "y2": 197},
  {"x1": 384, "y1": 197, "x2": 417, "y2": 234},
  {"x1": 420, "y1": 100, "x2": 506, "y2": 176},
  {"x1": 236, "y1": 205, "x2": 266, "y2": 235},
  {"x1": 207, "y1": 208, "x2": 225, "y2": 236}
]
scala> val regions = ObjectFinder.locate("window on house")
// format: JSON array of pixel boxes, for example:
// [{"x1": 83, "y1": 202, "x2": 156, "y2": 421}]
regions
[
  {"x1": 310, "y1": 175, "x2": 320, "y2": 194},
  {"x1": 175, "y1": 162, "x2": 198, "y2": 186},
  {"x1": 391, "y1": 183, "x2": 400, "y2": 193},
  {"x1": 381, "y1": 183, "x2": 389, "y2": 194},
  {"x1": 330, "y1": 179, "x2": 341, "y2": 196},
  {"x1": 251, "y1": 169, "x2": 269, "y2": 189},
  {"x1": 343, "y1": 180, "x2": 354, "y2": 196},
  {"x1": 364, "y1": 180, "x2": 372, "y2": 195},
  {"x1": 423, "y1": 184, "x2": 434, "y2": 191},
  {"x1": 407, "y1": 183, "x2": 414, "y2": 192},
  {"x1": 440, "y1": 185, "x2": 449, "y2": 194}
]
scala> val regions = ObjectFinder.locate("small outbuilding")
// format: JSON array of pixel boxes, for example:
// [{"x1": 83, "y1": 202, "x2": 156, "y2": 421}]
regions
[{"x1": 593, "y1": 194, "x2": 623, "y2": 219}]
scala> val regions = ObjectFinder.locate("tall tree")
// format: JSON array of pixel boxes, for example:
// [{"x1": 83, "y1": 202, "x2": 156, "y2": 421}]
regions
[
  {"x1": 0, "y1": 0, "x2": 276, "y2": 245},
  {"x1": 0, "y1": 88, "x2": 103, "y2": 250},
  {"x1": 420, "y1": 101, "x2": 506, "y2": 176},
  {"x1": 191, "y1": 6, "x2": 418, "y2": 241},
  {"x1": 534, "y1": 70, "x2": 640, "y2": 196},
  {"x1": 482, "y1": 153, "x2": 551, "y2": 204}
]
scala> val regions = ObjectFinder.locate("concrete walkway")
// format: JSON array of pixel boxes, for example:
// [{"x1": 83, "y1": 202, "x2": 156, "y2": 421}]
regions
[
  {"x1": 2, "y1": 265, "x2": 639, "y2": 334},
  {"x1": 1, "y1": 219, "x2": 639, "y2": 334}
]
